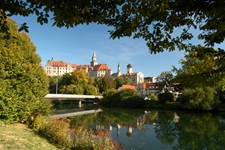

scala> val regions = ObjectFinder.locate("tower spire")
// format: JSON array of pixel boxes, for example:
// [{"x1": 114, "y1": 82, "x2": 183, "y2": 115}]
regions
[
  {"x1": 117, "y1": 63, "x2": 121, "y2": 76},
  {"x1": 90, "y1": 52, "x2": 98, "y2": 66}
]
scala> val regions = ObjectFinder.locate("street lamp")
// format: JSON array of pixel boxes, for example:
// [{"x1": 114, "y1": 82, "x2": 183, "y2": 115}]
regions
[
  {"x1": 55, "y1": 72, "x2": 58, "y2": 94},
  {"x1": 56, "y1": 77, "x2": 58, "y2": 94}
]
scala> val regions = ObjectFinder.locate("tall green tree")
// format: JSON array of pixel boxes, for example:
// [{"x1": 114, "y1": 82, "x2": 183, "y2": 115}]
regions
[
  {"x1": 95, "y1": 75, "x2": 116, "y2": 93},
  {"x1": 179, "y1": 87, "x2": 216, "y2": 110},
  {"x1": 59, "y1": 70, "x2": 96, "y2": 95},
  {"x1": 173, "y1": 46, "x2": 225, "y2": 88},
  {"x1": 157, "y1": 71, "x2": 174, "y2": 92},
  {"x1": 0, "y1": 18, "x2": 51, "y2": 123}
]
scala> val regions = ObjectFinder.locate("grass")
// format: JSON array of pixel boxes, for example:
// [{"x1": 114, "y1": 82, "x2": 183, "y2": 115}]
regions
[{"x1": 0, "y1": 123, "x2": 58, "y2": 150}]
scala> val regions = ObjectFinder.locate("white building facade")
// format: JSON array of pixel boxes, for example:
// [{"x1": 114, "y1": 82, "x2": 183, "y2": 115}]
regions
[
  {"x1": 45, "y1": 59, "x2": 76, "y2": 76},
  {"x1": 118, "y1": 63, "x2": 144, "y2": 85},
  {"x1": 44, "y1": 53, "x2": 112, "y2": 78}
]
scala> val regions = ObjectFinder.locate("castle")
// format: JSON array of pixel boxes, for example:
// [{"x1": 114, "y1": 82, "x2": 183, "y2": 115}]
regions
[{"x1": 44, "y1": 53, "x2": 144, "y2": 85}]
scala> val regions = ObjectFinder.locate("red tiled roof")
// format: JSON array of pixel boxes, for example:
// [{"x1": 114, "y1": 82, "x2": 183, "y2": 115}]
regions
[
  {"x1": 119, "y1": 72, "x2": 138, "y2": 77},
  {"x1": 121, "y1": 84, "x2": 136, "y2": 90},
  {"x1": 77, "y1": 65, "x2": 91, "y2": 69},
  {"x1": 94, "y1": 64, "x2": 112, "y2": 71},
  {"x1": 50, "y1": 61, "x2": 69, "y2": 67},
  {"x1": 70, "y1": 64, "x2": 77, "y2": 68}
]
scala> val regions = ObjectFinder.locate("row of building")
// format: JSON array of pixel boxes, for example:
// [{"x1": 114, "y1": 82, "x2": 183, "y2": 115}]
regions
[
  {"x1": 44, "y1": 52, "x2": 176, "y2": 96},
  {"x1": 44, "y1": 52, "x2": 181, "y2": 97},
  {"x1": 45, "y1": 52, "x2": 155, "y2": 85}
]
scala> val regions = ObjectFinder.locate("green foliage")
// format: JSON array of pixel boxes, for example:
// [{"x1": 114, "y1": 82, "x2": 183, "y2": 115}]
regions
[
  {"x1": 214, "y1": 78, "x2": 225, "y2": 104},
  {"x1": 60, "y1": 84, "x2": 84, "y2": 94},
  {"x1": 101, "y1": 88, "x2": 145, "y2": 108},
  {"x1": 114, "y1": 77, "x2": 131, "y2": 89},
  {"x1": 0, "y1": 18, "x2": 52, "y2": 124},
  {"x1": 3, "y1": 1, "x2": 225, "y2": 88},
  {"x1": 179, "y1": 87, "x2": 217, "y2": 110},
  {"x1": 158, "y1": 93, "x2": 174, "y2": 104},
  {"x1": 59, "y1": 70, "x2": 96, "y2": 95},
  {"x1": 149, "y1": 93, "x2": 158, "y2": 101},
  {"x1": 157, "y1": 71, "x2": 174, "y2": 92},
  {"x1": 100, "y1": 89, "x2": 118, "y2": 106},
  {"x1": 173, "y1": 46, "x2": 225, "y2": 88},
  {"x1": 48, "y1": 76, "x2": 60, "y2": 93},
  {"x1": 84, "y1": 84, "x2": 97, "y2": 95},
  {"x1": 2, "y1": 1, "x2": 225, "y2": 53},
  {"x1": 33, "y1": 115, "x2": 73, "y2": 148},
  {"x1": 33, "y1": 115, "x2": 116, "y2": 150},
  {"x1": 95, "y1": 75, "x2": 116, "y2": 93}
]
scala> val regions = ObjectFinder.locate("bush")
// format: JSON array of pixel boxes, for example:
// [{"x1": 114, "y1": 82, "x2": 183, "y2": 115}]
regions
[
  {"x1": 158, "y1": 93, "x2": 174, "y2": 104},
  {"x1": 33, "y1": 115, "x2": 73, "y2": 148},
  {"x1": 149, "y1": 93, "x2": 158, "y2": 101},
  {"x1": 125, "y1": 95, "x2": 146, "y2": 108},
  {"x1": 33, "y1": 115, "x2": 116, "y2": 149},
  {"x1": 101, "y1": 89, "x2": 145, "y2": 108},
  {"x1": 179, "y1": 86, "x2": 217, "y2": 110}
]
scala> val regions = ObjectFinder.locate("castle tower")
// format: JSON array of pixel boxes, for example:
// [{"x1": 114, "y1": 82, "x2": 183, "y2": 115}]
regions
[
  {"x1": 127, "y1": 63, "x2": 133, "y2": 74},
  {"x1": 117, "y1": 63, "x2": 121, "y2": 76},
  {"x1": 90, "y1": 52, "x2": 98, "y2": 66}
]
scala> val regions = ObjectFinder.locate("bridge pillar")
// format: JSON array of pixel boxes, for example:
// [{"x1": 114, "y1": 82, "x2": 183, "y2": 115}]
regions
[{"x1": 78, "y1": 100, "x2": 82, "y2": 108}]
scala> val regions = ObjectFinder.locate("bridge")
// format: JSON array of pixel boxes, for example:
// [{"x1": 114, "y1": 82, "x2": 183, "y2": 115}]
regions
[{"x1": 45, "y1": 94, "x2": 103, "y2": 107}]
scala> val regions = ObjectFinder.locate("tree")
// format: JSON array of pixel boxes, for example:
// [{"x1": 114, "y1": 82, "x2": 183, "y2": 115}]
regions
[
  {"x1": 148, "y1": 93, "x2": 158, "y2": 101},
  {"x1": 157, "y1": 71, "x2": 174, "y2": 92},
  {"x1": 1, "y1": 1, "x2": 225, "y2": 53},
  {"x1": 101, "y1": 88, "x2": 144, "y2": 108},
  {"x1": 114, "y1": 76, "x2": 131, "y2": 89},
  {"x1": 0, "y1": 18, "x2": 51, "y2": 123},
  {"x1": 48, "y1": 76, "x2": 61, "y2": 94},
  {"x1": 59, "y1": 70, "x2": 96, "y2": 95},
  {"x1": 173, "y1": 46, "x2": 225, "y2": 88},
  {"x1": 179, "y1": 87, "x2": 217, "y2": 110},
  {"x1": 95, "y1": 75, "x2": 116, "y2": 93}
]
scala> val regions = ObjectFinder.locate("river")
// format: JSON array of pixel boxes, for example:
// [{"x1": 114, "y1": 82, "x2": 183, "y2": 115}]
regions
[{"x1": 57, "y1": 107, "x2": 225, "y2": 150}]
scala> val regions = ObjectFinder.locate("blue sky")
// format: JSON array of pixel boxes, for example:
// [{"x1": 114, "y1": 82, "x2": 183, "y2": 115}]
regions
[{"x1": 11, "y1": 15, "x2": 187, "y2": 77}]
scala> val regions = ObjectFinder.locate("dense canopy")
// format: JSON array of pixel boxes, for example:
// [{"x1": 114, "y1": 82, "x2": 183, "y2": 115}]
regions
[
  {"x1": 1, "y1": 0, "x2": 225, "y2": 53},
  {"x1": 0, "y1": 18, "x2": 51, "y2": 123}
]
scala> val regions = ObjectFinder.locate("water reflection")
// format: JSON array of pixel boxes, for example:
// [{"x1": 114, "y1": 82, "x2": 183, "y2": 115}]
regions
[{"x1": 68, "y1": 109, "x2": 225, "y2": 150}]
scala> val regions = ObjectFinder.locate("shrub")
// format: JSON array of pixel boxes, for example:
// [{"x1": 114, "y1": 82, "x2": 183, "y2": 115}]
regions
[
  {"x1": 33, "y1": 115, "x2": 73, "y2": 148},
  {"x1": 179, "y1": 86, "x2": 217, "y2": 110},
  {"x1": 125, "y1": 95, "x2": 146, "y2": 108},
  {"x1": 149, "y1": 93, "x2": 158, "y2": 101},
  {"x1": 101, "y1": 88, "x2": 145, "y2": 108},
  {"x1": 33, "y1": 115, "x2": 116, "y2": 149},
  {"x1": 72, "y1": 129, "x2": 115, "y2": 150},
  {"x1": 158, "y1": 93, "x2": 174, "y2": 104}
]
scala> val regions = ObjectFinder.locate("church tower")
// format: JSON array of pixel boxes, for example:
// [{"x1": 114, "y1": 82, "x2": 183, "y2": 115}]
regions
[
  {"x1": 90, "y1": 52, "x2": 98, "y2": 66},
  {"x1": 127, "y1": 63, "x2": 133, "y2": 74},
  {"x1": 117, "y1": 63, "x2": 121, "y2": 76}
]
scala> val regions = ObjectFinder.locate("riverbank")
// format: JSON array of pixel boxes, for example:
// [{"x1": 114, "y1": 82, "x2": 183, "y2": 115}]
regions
[{"x1": 0, "y1": 123, "x2": 58, "y2": 150}]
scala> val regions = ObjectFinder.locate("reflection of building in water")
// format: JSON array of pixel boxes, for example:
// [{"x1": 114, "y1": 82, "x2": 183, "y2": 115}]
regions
[
  {"x1": 89, "y1": 124, "x2": 112, "y2": 137},
  {"x1": 89, "y1": 111, "x2": 160, "y2": 138},
  {"x1": 126, "y1": 126, "x2": 133, "y2": 137},
  {"x1": 117, "y1": 124, "x2": 121, "y2": 137},
  {"x1": 173, "y1": 112, "x2": 180, "y2": 123},
  {"x1": 137, "y1": 115, "x2": 147, "y2": 130},
  {"x1": 94, "y1": 124, "x2": 112, "y2": 130}
]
